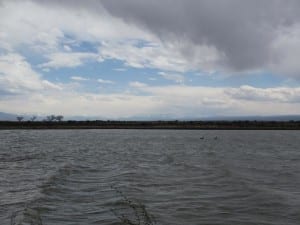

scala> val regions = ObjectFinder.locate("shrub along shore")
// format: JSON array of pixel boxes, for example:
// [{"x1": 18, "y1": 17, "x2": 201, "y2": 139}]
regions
[{"x1": 0, "y1": 120, "x2": 300, "y2": 130}]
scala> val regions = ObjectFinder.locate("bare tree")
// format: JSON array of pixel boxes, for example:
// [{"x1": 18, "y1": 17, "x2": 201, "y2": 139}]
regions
[
  {"x1": 30, "y1": 116, "x2": 37, "y2": 121},
  {"x1": 46, "y1": 115, "x2": 56, "y2": 122},
  {"x1": 45, "y1": 115, "x2": 64, "y2": 122},
  {"x1": 56, "y1": 115, "x2": 64, "y2": 122},
  {"x1": 16, "y1": 116, "x2": 24, "y2": 122}
]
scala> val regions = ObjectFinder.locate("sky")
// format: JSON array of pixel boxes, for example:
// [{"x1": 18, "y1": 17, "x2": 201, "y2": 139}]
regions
[{"x1": 0, "y1": 0, "x2": 300, "y2": 119}]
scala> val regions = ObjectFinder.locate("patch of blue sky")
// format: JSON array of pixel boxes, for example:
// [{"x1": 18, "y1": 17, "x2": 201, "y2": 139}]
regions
[
  {"x1": 0, "y1": 47, "x2": 9, "y2": 55},
  {"x1": 55, "y1": 33, "x2": 99, "y2": 53},
  {"x1": 15, "y1": 44, "x2": 48, "y2": 66},
  {"x1": 19, "y1": 36, "x2": 296, "y2": 91},
  {"x1": 38, "y1": 59, "x2": 154, "y2": 92},
  {"x1": 60, "y1": 35, "x2": 151, "y2": 53},
  {"x1": 64, "y1": 40, "x2": 99, "y2": 53}
]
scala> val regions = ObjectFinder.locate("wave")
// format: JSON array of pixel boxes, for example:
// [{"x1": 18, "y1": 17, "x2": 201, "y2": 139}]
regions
[{"x1": 11, "y1": 208, "x2": 43, "y2": 225}]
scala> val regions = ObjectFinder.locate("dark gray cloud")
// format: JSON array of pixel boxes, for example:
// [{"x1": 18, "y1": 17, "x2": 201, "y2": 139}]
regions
[
  {"x1": 6, "y1": 0, "x2": 300, "y2": 75},
  {"x1": 30, "y1": 0, "x2": 105, "y2": 14},
  {"x1": 99, "y1": 0, "x2": 300, "y2": 72}
]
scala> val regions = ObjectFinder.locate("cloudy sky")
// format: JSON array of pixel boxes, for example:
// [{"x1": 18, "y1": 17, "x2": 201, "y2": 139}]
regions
[{"x1": 1, "y1": 0, "x2": 300, "y2": 119}]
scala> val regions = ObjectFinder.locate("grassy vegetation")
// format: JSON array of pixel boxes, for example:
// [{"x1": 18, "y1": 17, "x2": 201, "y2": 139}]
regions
[{"x1": 1, "y1": 120, "x2": 300, "y2": 129}]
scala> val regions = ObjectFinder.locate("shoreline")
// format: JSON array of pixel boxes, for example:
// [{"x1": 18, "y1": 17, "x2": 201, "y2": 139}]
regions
[{"x1": 1, "y1": 121, "x2": 300, "y2": 130}]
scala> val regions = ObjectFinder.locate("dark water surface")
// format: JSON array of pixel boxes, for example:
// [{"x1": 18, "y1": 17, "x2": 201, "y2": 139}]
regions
[{"x1": 1, "y1": 130, "x2": 300, "y2": 225}]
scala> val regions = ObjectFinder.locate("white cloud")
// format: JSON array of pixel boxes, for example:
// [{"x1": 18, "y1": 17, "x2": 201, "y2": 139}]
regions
[
  {"x1": 0, "y1": 0, "x2": 300, "y2": 118},
  {"x1": 158, "y1": 72, "x2": 185, "y2": 84},
  {"x1": 0, "y1": 92, "x2": 160, "y2": 118},
  {"x1": 129, "y1": 81, "x2": 148, "y2": 88},
  {"x1": 41, "y1": 80, "x2": 62, "y2": 90},
  {"x1": 0, "y1": 80, "x2": 299, "y2": 117},
  {"x1": 114, "y1": 68, "x2": 127, "y2": 72},
  {"x1": 0, "y1": 0, "x2": 236, "y2": 76},
  {"x1": 63, "y1": 45, "x2": 72, "y2": 52},
  {"x1": 98, "y1": 79, "x2": 115, "y2": 84},
  {"x1": 226, "y1": 85, "x2": 300, "y2": 103},
  {"x1": 2, "y1": 0, "x2": 300, "y2": 79},
  {"x1": 42, "y1": 68, "x2": 50, "y2": 73},
  {"x1": 0, "y1": 53, "x2": 61, "y2": 95},
  {"x1": 99, "y1": 41, "x2": 222, "y2": 73},
  {"x1": 127, "y1": 85, "x2": 300, "y2": 117},
  {"x1": 0, "y1": 1, "x2": 152, "y2": 52},
  {"x1": 39, "y1": 52, "x2": 98, "y2": 69},
  {"x1": 71, "y1": 76, "x2": 89, "y2": 81}
]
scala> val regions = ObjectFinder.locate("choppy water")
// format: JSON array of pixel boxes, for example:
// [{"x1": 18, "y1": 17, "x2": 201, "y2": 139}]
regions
[{"x1": 1, "y1": 130, "x2": 300, "y2": 225}]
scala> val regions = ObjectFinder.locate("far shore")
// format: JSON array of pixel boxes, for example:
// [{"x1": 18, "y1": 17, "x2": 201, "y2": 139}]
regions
[{"x1": 0, "y1": 120, "x2": 300, "y2": 130}]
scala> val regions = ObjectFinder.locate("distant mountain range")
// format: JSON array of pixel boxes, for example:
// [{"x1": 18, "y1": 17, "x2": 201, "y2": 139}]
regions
[
  {"x1": 0, "y1": 111, "x2": 300, "y2": 121},
  {"x1": 198, "y1": 115, "x2": 300, "y2": 121},
  {"x1": 0, "y1": 112, "x2": 19, "y2": 121}
]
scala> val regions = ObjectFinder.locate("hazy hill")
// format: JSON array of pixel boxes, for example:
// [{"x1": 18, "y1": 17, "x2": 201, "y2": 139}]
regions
[{"x1": 0, "y1": 112, "x2": 18, "y2": 121}]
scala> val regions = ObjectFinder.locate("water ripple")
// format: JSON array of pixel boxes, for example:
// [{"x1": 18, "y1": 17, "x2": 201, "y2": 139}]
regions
[{"x1": 0, "y1": 130, "x2": 300, "y2": 225}]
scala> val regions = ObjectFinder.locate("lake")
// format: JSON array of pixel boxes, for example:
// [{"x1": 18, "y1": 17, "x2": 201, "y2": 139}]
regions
[{"x1": 1, "y1": 130, "x2": 300, "y2": 225}]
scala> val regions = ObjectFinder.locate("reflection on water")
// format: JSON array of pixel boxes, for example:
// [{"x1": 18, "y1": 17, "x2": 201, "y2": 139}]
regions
[{"x1": 1, "y1": 130, "x2": 300, "y2": 225}]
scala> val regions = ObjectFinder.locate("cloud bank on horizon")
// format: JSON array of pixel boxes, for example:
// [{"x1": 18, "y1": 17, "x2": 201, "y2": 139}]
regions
[{"x1": 0, "y1": 0, "x2": 300, "y2": 118}]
